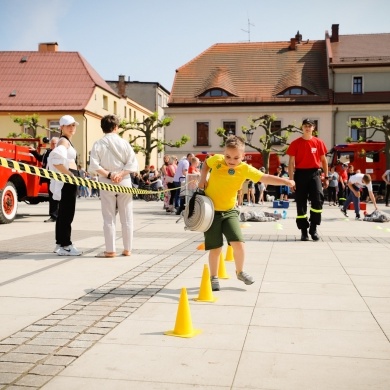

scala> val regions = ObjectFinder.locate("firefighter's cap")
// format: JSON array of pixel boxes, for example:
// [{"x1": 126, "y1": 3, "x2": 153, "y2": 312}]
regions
[{"x1": 302, "y1": 118, "x2": 315, "y2": 126}]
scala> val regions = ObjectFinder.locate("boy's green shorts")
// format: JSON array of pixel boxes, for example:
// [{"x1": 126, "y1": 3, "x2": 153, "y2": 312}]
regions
[{"x1": 204, "y1": 209, "x2": 244, "y2": 250}]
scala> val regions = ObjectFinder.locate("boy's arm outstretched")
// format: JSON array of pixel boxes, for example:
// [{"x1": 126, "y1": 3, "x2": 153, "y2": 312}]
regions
[{"x1": 261, "y1": 173, "x2": 295, "y2": 188}]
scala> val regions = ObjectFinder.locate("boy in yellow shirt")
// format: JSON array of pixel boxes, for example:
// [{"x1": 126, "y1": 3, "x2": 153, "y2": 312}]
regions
[{"x1": 198, "y1": 136, "x2": 295, "y2": 291}]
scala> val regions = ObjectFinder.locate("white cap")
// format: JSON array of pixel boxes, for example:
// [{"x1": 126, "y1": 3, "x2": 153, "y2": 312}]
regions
[{"x1": 59, "y1": 115, "x2": 79, "y2": 126}]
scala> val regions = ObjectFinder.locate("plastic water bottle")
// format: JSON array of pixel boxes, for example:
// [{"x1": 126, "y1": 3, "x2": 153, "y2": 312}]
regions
[
  {"x1": 274, "y1": 210, "x2": 277, "y2": 214},
  {"x1": 282, "y1": 210, "x2": 287, "y2": 219}
]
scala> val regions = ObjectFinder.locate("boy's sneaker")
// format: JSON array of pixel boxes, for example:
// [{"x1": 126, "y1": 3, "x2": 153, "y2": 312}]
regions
[
  {"x1": 237, "y1": 271, "x2": 255, "y2": 285},
  {"x1": 355, "y1": 216, "x2": 362, "y2": 221},
  {"x1": 57, "y1": 245, "x2": 82, "y2": 256},
  {"x1": 340, "y1": 208, "x2": 348, "y2": 217},
  {"x1": 210, "y1": 276, "x2": 220, "y2": 291},
  {"x1": 53, "y1": 244, "x2": 61, "y2": 253}
]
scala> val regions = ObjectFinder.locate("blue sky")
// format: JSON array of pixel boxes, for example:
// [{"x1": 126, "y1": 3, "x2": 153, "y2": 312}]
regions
[{"x1": 1, "y1": 0, "x2": 389, "y2": 90}]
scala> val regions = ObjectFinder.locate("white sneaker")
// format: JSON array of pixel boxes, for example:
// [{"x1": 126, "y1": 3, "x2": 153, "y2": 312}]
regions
[
  {"x1": 57, "y1": 245, "x2": 82, "y2": 256},
  {"x1": 53, "y1": 244, "x2": 61, "y2": 253}
]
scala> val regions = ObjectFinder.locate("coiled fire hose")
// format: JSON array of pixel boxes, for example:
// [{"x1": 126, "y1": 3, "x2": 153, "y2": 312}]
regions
[{"x1": 183, "y1": 190, "x2": 214, "y2": 232}]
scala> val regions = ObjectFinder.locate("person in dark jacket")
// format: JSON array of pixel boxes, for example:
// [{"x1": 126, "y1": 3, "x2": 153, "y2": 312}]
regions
[{"x1": 30, "y1": 137, "x2": 59, "y2": 222}]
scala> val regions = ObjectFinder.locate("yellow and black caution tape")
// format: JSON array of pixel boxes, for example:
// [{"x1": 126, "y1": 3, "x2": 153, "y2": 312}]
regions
[{"x1": 0, "y1": 157, "x2": 186, "y2": 195}]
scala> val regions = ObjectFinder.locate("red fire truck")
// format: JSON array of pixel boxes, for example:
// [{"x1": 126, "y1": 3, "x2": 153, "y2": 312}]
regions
[
  {"x1": 0, "y1": 138, "x2": 49, "y2": 224},
  {"x1": 328, "y1": 141, "x2": 387, "y2": 190}
]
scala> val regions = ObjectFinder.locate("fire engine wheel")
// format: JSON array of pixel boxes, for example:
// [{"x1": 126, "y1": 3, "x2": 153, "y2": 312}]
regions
[{"x1": 0, "y1": 182, "x2": 18, "y2": 224}]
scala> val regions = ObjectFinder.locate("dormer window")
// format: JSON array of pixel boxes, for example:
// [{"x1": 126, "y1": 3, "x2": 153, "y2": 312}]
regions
[
  {"x1": 280, "y1": 87, "x2": 309, "y2": 96},
  {"x1": 201, "y1": 88, "x2": 230, "y2": 97}
]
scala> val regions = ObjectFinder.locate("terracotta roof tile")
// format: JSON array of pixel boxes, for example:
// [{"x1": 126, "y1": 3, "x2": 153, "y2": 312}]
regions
[
  {"x1": 330, "y1": 33, "x2": 390, "y2": 66},
  {"x1": 170, "y1": 40, "x2": 329, "y2": 105},
  {"x1": 0, "y1": 51, "x2": 119, "y2": 111}
]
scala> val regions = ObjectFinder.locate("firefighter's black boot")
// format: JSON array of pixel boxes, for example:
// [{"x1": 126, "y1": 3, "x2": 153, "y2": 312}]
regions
[
  {"x1": 301, "y1": 229, "x2": 309, "y2": 241},
  {"x1": 309, "y1": 225, "x2": 320, "y2": 241}
]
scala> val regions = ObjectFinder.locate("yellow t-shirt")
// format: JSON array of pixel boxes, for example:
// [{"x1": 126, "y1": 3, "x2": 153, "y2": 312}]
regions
[{"x1": 205, "y1": 154, "x2": 263, "y2": 211}]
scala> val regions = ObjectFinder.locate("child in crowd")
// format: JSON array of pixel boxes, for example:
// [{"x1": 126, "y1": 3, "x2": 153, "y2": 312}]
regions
[{"x1": 198, "y1": 135, "x2": 295, "y2": 291}]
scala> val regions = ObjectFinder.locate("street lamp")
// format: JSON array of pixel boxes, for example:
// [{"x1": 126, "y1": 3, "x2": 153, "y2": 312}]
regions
[
  {"x1": 245, "y1": 129, "x2": 254, "y2": 143},
  {"x1": 227, "y1": 127, "x2": 234, "y2": 136}
]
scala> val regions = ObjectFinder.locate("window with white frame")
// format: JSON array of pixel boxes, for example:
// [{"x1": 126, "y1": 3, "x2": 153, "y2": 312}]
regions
[
  {"x1": 350, "y1": 117, "x2": 367, "y2": 141},
  {"x1": 196, "y1": 122, "x2": 209, "y2": 146},
  {"x1": 223, "y1": 121, "x2": 236, "y2": 136},
  {"x1": 352, "y1": 76, "x2": 363, "y2": 94},
  {"x1": 103, "y1": 95, "x2": 108, "y2": 110},
  {"x1": 48, "y1": 120, "x2": 60, "y2": 138}
]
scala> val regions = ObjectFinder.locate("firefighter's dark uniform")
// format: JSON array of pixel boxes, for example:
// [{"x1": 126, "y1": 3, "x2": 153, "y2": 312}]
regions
[{"x1": 287, "y1": 123, "x2": 328, "y2": 241}]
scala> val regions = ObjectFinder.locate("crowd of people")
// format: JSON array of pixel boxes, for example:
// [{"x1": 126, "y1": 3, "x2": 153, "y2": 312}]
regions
[{"x1": 35, "y1": 115, "x2": 387, "y2": 270}]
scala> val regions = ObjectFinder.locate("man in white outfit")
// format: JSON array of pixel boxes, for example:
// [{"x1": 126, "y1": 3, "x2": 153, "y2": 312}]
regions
[{"x1": 89, "y1": 115, "x2": 138, "y2": 258}]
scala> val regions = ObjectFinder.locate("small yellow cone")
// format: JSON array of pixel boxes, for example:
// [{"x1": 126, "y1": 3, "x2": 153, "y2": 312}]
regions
[
  {"x1": 165, "y1": 288, "x2": 201, "y2": 338},
  {"x1": 196, "y1": 242, "x2": 205, "y2": 250},
  {"x1": 194, "y1": 264, "x2": 218, "y2": 302},
  {"x1": 225, "y1": 245, "x2": 234, "y2": 262},
  {"x1": 218, "y1": 252, "x2": 230, "y2": 279}
]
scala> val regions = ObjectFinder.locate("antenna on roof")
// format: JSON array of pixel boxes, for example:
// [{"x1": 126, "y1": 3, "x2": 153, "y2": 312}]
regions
[{"x1": 241, "y1": 18, "x2": 255, "y2": 42}]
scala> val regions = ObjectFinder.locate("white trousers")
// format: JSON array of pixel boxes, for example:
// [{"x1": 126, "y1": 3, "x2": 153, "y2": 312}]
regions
[{"x1": 100, "y1": 178, "x2": 133, "y2": 253}]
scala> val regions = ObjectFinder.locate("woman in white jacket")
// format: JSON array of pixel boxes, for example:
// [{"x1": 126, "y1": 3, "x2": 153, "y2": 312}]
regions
[{"x1": 49, "y1": 115, "x2": 82, "y2": 256}]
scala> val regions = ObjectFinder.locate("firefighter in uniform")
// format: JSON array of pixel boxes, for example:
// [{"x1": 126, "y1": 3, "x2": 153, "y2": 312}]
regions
[{"x1": 287, "y1": 119, "x2": 328, "y2": 241}]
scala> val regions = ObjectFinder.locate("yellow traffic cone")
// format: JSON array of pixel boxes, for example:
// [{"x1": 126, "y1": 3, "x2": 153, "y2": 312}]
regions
[
  {"x1": 165, "y1": 288, "x2": 201, "y2": 338},
  {"x1": 194, "y1": 264, "x2": 218, "y2": 302},
  {"x1": 196, "y1": 242, "x2": 205, "y2": 250},
  {"x1": 225, "y1": 244, "x2": 234, "y2": 262},
  {"x1": 218, "y1": 252, "x2": 230, "y2": 279}
]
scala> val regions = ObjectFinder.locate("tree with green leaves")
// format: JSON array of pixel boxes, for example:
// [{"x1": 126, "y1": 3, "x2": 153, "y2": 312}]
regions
[
  {"x1": 349, "y1": 115, "x2": 390, "y2": 169},
  {"x1": 10, "y1": 114, "x2": 53, "y2": 138},
  {"x1": 216, "y1": 114, "x2": 302, "y2": 173},
  {"x1": 119, "y1": 112, "x2": 190, "y2": 166}
]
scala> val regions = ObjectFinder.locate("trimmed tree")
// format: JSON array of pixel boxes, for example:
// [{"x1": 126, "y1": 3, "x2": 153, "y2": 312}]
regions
[
  {"x1": 119, "y1": 112, "x2": 189, "y2": 166},
  {"x1": 217, "y1": 114, "x2": 302, "y2": 173}
]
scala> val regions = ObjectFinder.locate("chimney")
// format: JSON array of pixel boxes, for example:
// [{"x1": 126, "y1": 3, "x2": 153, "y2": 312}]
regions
[
  {"x1": 290, "y1": 38, "x2": 296, "y2": 50},
  {"x1": 38, "y1": 42, "x2": 59, "y2": 52},
  {"x1": 295, "y1": 30, "x2": 302, "y2": 44},
  {"x1": 118, "y1": 75, "x2": 126, "y2": 97},
  {"x1": 331, "y1": 24, "x2": 339, "y2": 43}
]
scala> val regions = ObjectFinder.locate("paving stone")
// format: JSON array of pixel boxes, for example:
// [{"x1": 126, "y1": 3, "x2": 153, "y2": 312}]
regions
[
  {"x1": 44, "y1": 314, "x2": 69, "y2": 321},
  {"x1": 27, "y1": 338, "x2": 70, "y2": 347},
  {"x1": 16, "y1": 373, "x2": 52, "y2": 387},
  {"x1": 46, "y1": 325, "x2": 87, "y2": 333},
  {"x1": 74, "y1": 334, "x2": 102, "y2": 342},
  {"x1": 84, "y1": 327, "x2": 111, "y2": 335},
  {"x1": 0, "y1": 345, "x2": 14, "y2": 353},
  {"x1": 0, "y1": 371, "x2": 22, "y2": 384},
  {"x1": 67, "y1": 340, "x2": 93, "y2": 349},
  {"x1": 33, "y1": 319, "x2": 59, "y2": 326},
  {"x1": 6, "y1": 386, "x2": 37, "y2": 390},
  {"x1": 0, "y1": 338, "x2": 28, "y2": 346},
  {"x1": 11, "y1": 332, "x2": 39, "y2": 340},
  {"x1": 0, "y1": 353, "x2": 45, "y2": 364},
  {"x1": 58, "y1": 318, "x2": 97, "y2": 327},
  {"x1": 23, "y1": 325, "x2": 49, "y2": 332},
  {"x1": 13, "y1": 345, "x2": 58, "y2": 355},
  {"x1": 94, "y1": 321, "x2": 117, "y2": 329},
  {"x1": 43, "y1": 356, "x2": 75, "y2": 366},
  {"x1": 30, "y1": 364, "x2": 64, "y2": 376},
  {"x1": 34, "y1": 332, "x2": 76, "y2": 340},
  {"x1": 0, "y1": 362, "x2": 34, "y2": 374},
  {"x1": 54, "y1": 346, "x2": 86, "y2": 357}
]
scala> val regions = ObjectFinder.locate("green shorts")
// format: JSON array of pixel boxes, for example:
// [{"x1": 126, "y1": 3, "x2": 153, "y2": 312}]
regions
[{"x1": 204, "y1": 209, "x2": 244, "y2": 250}]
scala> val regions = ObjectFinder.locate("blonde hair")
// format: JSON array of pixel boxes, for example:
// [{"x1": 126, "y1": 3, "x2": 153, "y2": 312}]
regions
[{"x1": 362, "y1": 174, "x2": 371, "y2": 184}]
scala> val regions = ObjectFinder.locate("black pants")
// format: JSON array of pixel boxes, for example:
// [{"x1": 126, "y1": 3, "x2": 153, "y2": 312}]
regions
[
  {"x1": 294, "y1": 169, "x2": 324, "y2": 231},
  {"x1": 385, "y1": 184, "x2": 390, "y2": 206},
  {"x1": 55, "y1": 169, "x2": 78, "y2": 247},
  {"x1": 48, "y1": 188, "x2": 59, "y2": 219}
]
